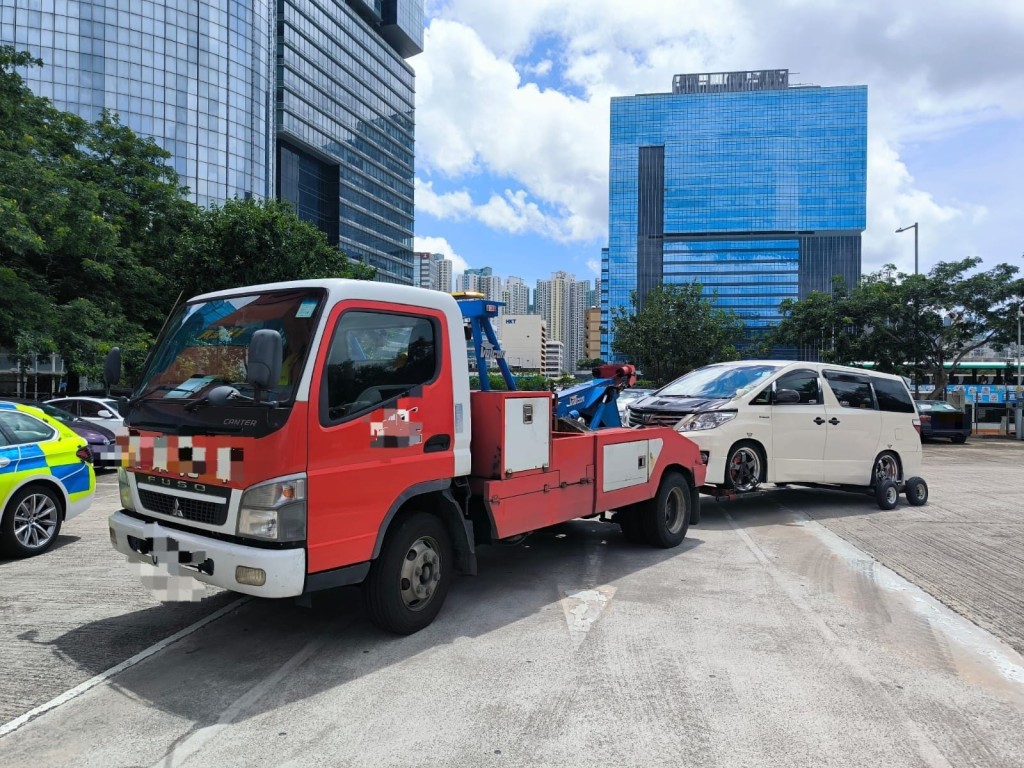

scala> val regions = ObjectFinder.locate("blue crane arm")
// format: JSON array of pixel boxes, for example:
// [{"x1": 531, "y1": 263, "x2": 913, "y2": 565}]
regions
[{"x1": 554, "y1": 364, "x2": 638, "y2": 430}]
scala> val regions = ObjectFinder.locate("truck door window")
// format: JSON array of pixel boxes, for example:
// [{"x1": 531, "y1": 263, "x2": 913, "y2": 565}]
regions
[{"x1": 322, "y1": 311, "x2": 438, "y2": 424}]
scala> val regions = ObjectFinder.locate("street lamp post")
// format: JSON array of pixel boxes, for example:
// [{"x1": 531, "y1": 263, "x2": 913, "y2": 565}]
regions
[
  {"x1": 897, "y1": 222, "x2": 921, "y2": 396},
  {"x1": 1016, "y1": 301, "x2": 1023, "y2": 441},
  {"x1": 895, "y1": 222, "x2": 919, "y2": 275}
]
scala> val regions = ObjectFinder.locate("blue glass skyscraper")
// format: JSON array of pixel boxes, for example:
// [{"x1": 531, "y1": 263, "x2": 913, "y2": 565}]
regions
[
  {"x1": 1, "y1": 0, "x2": 422, "y2": 283},
  {"x1": 602, "y1": 69, "x2": 867, "y2": 359}
]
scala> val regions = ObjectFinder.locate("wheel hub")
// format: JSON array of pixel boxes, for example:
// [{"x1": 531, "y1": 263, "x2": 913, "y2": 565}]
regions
[
  {"x1": 399, "y1": 537, "x2": 441, "y2": 611},
  {"x1": 14, "y1": 493, "x2": 58, "y2": 549},
  {"x1": 729, "y1": 448, "x2": 761, "y2": 492}
]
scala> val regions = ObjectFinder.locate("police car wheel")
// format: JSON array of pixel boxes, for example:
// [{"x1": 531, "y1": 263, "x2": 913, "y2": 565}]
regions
[{"x1": 1, "y1": 484, "x2": 64, "y2": 558}]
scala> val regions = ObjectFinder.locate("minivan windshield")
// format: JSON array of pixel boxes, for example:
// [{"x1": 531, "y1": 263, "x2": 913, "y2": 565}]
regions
[
  {"x1": 659, "y1": 363, "x2": 785, "y2": 399},
  {"x1": 135, "y1": 288, "x2": 324, "y2": 406}
]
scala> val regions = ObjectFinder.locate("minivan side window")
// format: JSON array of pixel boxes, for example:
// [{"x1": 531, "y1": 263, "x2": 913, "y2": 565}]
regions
[
  {"x1": 321, "y1": 311, "x2": 438, "y2": 424},
  {"x1": 871, "y1": 376, "x2": 916, "y2": 413},
  {"x1": 772, "y1": 370, "x2": 821, "y2": 405},
  {"x1": 823, "y1": 371, "x2": 875, "y2": 410}
]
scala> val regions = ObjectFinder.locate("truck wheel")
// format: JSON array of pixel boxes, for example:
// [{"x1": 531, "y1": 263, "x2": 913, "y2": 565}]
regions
[
  {"x1": 616, "y1": 507, "x2": 646, "y2": 544},
  {"x1": 1, "y1": 484, "x2": 63, "y2": 558},
  {"x1": 363, "y1": 512, "x2": 453, "y2": 635},
  {"x1": 874, "y1": 479, "x2": 899, "y2": 510},
  {"x1": 951, "y1": 435, "x2": 967, "y2": 444},
  {"x1": 905, "y1": 477, "x2": 928, "y2": 506},
  {"x1": 639, "y1": 471, "x2": 691, "y2": 548}
]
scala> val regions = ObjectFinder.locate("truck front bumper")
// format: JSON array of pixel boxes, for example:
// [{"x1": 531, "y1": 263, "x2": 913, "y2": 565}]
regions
[{"x1": 109, "y1": 510, "x2": 306, "y2": 598}]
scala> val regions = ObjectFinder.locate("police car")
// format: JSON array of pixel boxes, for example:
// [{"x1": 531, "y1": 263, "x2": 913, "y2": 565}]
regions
[{"x1": 0, "y1": 401, "x2": 96, "y2": 558}]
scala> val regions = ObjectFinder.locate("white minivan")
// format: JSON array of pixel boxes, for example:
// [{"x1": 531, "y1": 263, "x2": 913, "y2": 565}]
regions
[{"x1": 624, "y1": 361, "x2": 927, "y2": 508}]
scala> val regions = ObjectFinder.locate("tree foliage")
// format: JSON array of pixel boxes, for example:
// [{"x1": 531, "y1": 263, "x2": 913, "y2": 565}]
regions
[
  {"x1": 173, "y1": 198, "x2": 374, "y2": 299},
  {"x1": 611, "y1": 283, "x2": 743, "y2": 385},
  {"x1": 0, "y1": 47, "x2": 374, "y2": 387},
  {"x1": 772, "y1": 259, "x2": 1023, "y2": 396}
]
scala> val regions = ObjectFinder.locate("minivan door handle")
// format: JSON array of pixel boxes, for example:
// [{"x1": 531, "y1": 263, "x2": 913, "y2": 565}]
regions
[
  {"x1": 813, "y1": 417, "x2": 826, "y2": 425},
  {"x1": 828, "y1": 418, "x2": 841, "y2": 425},
  {"x1": 424, "y1": 434, "x2": 451, "y2": 453}
]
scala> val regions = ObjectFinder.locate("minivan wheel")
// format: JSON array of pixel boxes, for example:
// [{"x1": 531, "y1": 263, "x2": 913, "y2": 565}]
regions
[
  {"x1": 724, "y1": 442, "x2": 764, "y2": 493},
  {"x1": 872, "y1": 452, "x2": 901, "y2": 487}
]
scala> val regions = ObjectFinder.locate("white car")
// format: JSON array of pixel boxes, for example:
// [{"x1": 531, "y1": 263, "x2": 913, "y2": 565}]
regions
[
  {"x1": 625, "y1": 361, "x2": 926, "y2": 508},
  {"x1": 46, "y1": 396, "x2": 126, "y2": 435}
]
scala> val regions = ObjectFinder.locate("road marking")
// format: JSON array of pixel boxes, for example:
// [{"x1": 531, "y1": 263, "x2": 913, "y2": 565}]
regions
[
  {"x1": 0, "y1": 597, "x2": 249, "y2": 740},
  {"x1": 560, "y1": 586, "x2": 616, "y2": 648}
]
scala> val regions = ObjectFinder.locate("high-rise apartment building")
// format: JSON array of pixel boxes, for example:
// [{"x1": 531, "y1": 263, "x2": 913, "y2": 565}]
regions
[
  {"x1": 2, "y1": 0, "x2": 423, "y2": 284},
  {"x1": 436, "y1": 257, "x2": 453, "y2": 294},
  {"x1": 460, "y1": 267, "x2": 502, "y2": 302},
  {"x1": 502, "y1": 276, "x2": 530, "y2": 316},
  {"x1": 537, "y1": 271, "x2": 589, "y2": 372},
  {"x1": 544, "y1": 340, "x2": 564, "y2": 378},
  {"x1": 585, "y1": 307, "x2": 602, "y2": 361},
  {"x1": 603, "y1": 69, "x2": 867, "y2": 358}
]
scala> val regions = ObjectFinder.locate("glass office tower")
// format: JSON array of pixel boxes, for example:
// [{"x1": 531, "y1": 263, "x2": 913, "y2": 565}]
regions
[
  {"x1": 2, "y1": 0, "x2": 422, "y2": 284},
  {"x1": 1, "y1": 0, "x2": 274, "y2": 206},
  {"x1": 603, "y1": 69, "x2": 867, "y2": 359},
  {"x1": 277, "y1": 0, "x2": 421, "y2": 283}
]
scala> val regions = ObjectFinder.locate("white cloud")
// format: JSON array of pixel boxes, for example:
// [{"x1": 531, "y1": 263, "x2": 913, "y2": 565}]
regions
[
  {"x1": 417, "y1": 1, "x2": 1024, "y2": 270},
  {"x1": 412, "y1": 235, "x2": 470, "y2": 275},
  {"x1": 586, "y1": 259, "x2": 601, "y2": 276}
]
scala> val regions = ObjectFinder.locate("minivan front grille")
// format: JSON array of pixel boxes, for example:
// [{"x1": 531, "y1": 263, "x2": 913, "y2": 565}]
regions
[{"x1": 626, "y1": 409, "x2": 684, "y2": 428}]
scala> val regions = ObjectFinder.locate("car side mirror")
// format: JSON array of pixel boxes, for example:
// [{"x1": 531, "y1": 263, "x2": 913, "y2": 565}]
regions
[
  {"x1": 246, "y1": 329, "x2": 283, "y2": 392},
  {"x1": 103, "y1": 347, "x2": 122, "y2": 393},
  {"x1": 97, "y1": 409, "x2": 113, "y2": 418},
  {"x1": 775, "y1": 388, "x2": 801, "y2": 404}
]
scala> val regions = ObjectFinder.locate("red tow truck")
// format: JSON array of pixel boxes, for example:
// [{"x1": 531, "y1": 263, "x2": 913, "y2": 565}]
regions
[{"x1": 106, "y1": 280, "x2": 705, "y2": 633}]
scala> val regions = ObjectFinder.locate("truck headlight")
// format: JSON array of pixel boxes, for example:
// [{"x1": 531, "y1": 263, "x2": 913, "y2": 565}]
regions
[
  {"x1": 237, "y1": 476, "x2": 307, "y2": 542},
  {"x1": 676, "y1": 411, "x2": 737, "y2": 432},
  {"x1": 117, "y1": 467, "x2": 135, "y2": 511}
]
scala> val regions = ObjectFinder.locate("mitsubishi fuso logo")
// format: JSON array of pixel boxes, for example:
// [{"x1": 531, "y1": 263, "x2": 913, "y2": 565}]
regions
[{"x1": 171, "y1": 499, "x2": 184, "y2": 518}]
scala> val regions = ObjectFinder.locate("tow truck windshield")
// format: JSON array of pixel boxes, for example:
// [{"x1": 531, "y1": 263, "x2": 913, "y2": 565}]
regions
[{"x1": 128, "y1": 288, "x2": 324, "y2": 434}]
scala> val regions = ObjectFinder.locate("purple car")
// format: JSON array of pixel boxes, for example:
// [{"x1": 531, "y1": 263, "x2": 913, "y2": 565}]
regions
[{"x1": 1, "y1": 399, "x2": 118, "y2": 467}]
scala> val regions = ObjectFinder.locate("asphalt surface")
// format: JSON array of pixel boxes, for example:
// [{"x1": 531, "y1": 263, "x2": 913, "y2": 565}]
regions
[{"x1": 1, "y1": 442, "x2": 1023, "y2": 766}]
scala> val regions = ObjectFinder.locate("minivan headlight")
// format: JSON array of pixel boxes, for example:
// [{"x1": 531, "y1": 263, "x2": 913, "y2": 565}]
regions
[
  {"x1": 676, "y1": 411, "x2": 737, "y2": 432},
  {"x1": 237, "y1": 476, "x2": 307, "y2": 542}
]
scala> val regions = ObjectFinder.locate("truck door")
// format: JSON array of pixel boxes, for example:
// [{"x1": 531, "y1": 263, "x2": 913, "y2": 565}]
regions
[
  {"x1": 306, "y1": 303, "x2": 456, "y2": 574},
  {"x1": 821, "y1": 371, "x2": 882, "y2": 485}
]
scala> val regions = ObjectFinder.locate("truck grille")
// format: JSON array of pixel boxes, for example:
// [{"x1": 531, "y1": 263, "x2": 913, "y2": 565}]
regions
[
  {"x1": 626, "y1": 409, "x2": 684, "y2": 428},
  {"x1": 138, "y1": 489, "x2": 228, "y2": 526}
]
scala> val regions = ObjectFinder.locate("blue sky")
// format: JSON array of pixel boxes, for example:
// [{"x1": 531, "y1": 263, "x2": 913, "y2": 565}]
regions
[{"x1": 411, "y1": 1, "x2": 1024, "y2": 288}]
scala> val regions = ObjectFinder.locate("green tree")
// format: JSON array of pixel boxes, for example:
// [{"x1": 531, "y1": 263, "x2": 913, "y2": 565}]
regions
[
  {"x1": 577, "y1": 357, "x2": 606, "y2": 369},
  {"x1": 611, "y1": 283, "x2": 743, "y2": 385},
  {"x1": 773, "y1": 259, "x2": 1023, "y2": 396},
  {"x1": 173, "y1": 198, "x2": 374, "y2": 298}
]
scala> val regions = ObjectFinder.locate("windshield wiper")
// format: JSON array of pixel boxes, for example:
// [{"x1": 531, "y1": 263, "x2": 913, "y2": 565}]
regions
[{"x1": 185, "y1": 385, "x2": 278, "y2": 412}]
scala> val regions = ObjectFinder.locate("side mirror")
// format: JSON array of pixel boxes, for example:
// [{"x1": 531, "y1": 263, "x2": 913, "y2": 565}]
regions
[
  {"x1": 246, "y1": 329, "x2": 283, "y2": 391},
  {"x1": 97, "y1": 409, "x2": 113, "y2": 419},
  {"x1": 103, "y1": 347, "x2": 122, "y2": 393},
  {"x1": 775, "y1": 388, "x2": 801, "y2": 404}
]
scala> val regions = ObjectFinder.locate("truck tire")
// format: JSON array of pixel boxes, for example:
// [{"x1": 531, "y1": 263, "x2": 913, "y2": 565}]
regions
[
  {"x1": 363, "y1": 512, "x2": 453, "y2": 635},
  {"x1": 639, "y1": 471, "x2": 691, "y2": 548},
  {"x1": 1, "y1": 484, "x2": 63, "y2": 558}
]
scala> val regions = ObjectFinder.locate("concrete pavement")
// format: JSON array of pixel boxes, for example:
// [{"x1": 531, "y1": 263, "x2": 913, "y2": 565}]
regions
[{"x1": 1, "y1": 444, "x2": 1024, "y2": 766}]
